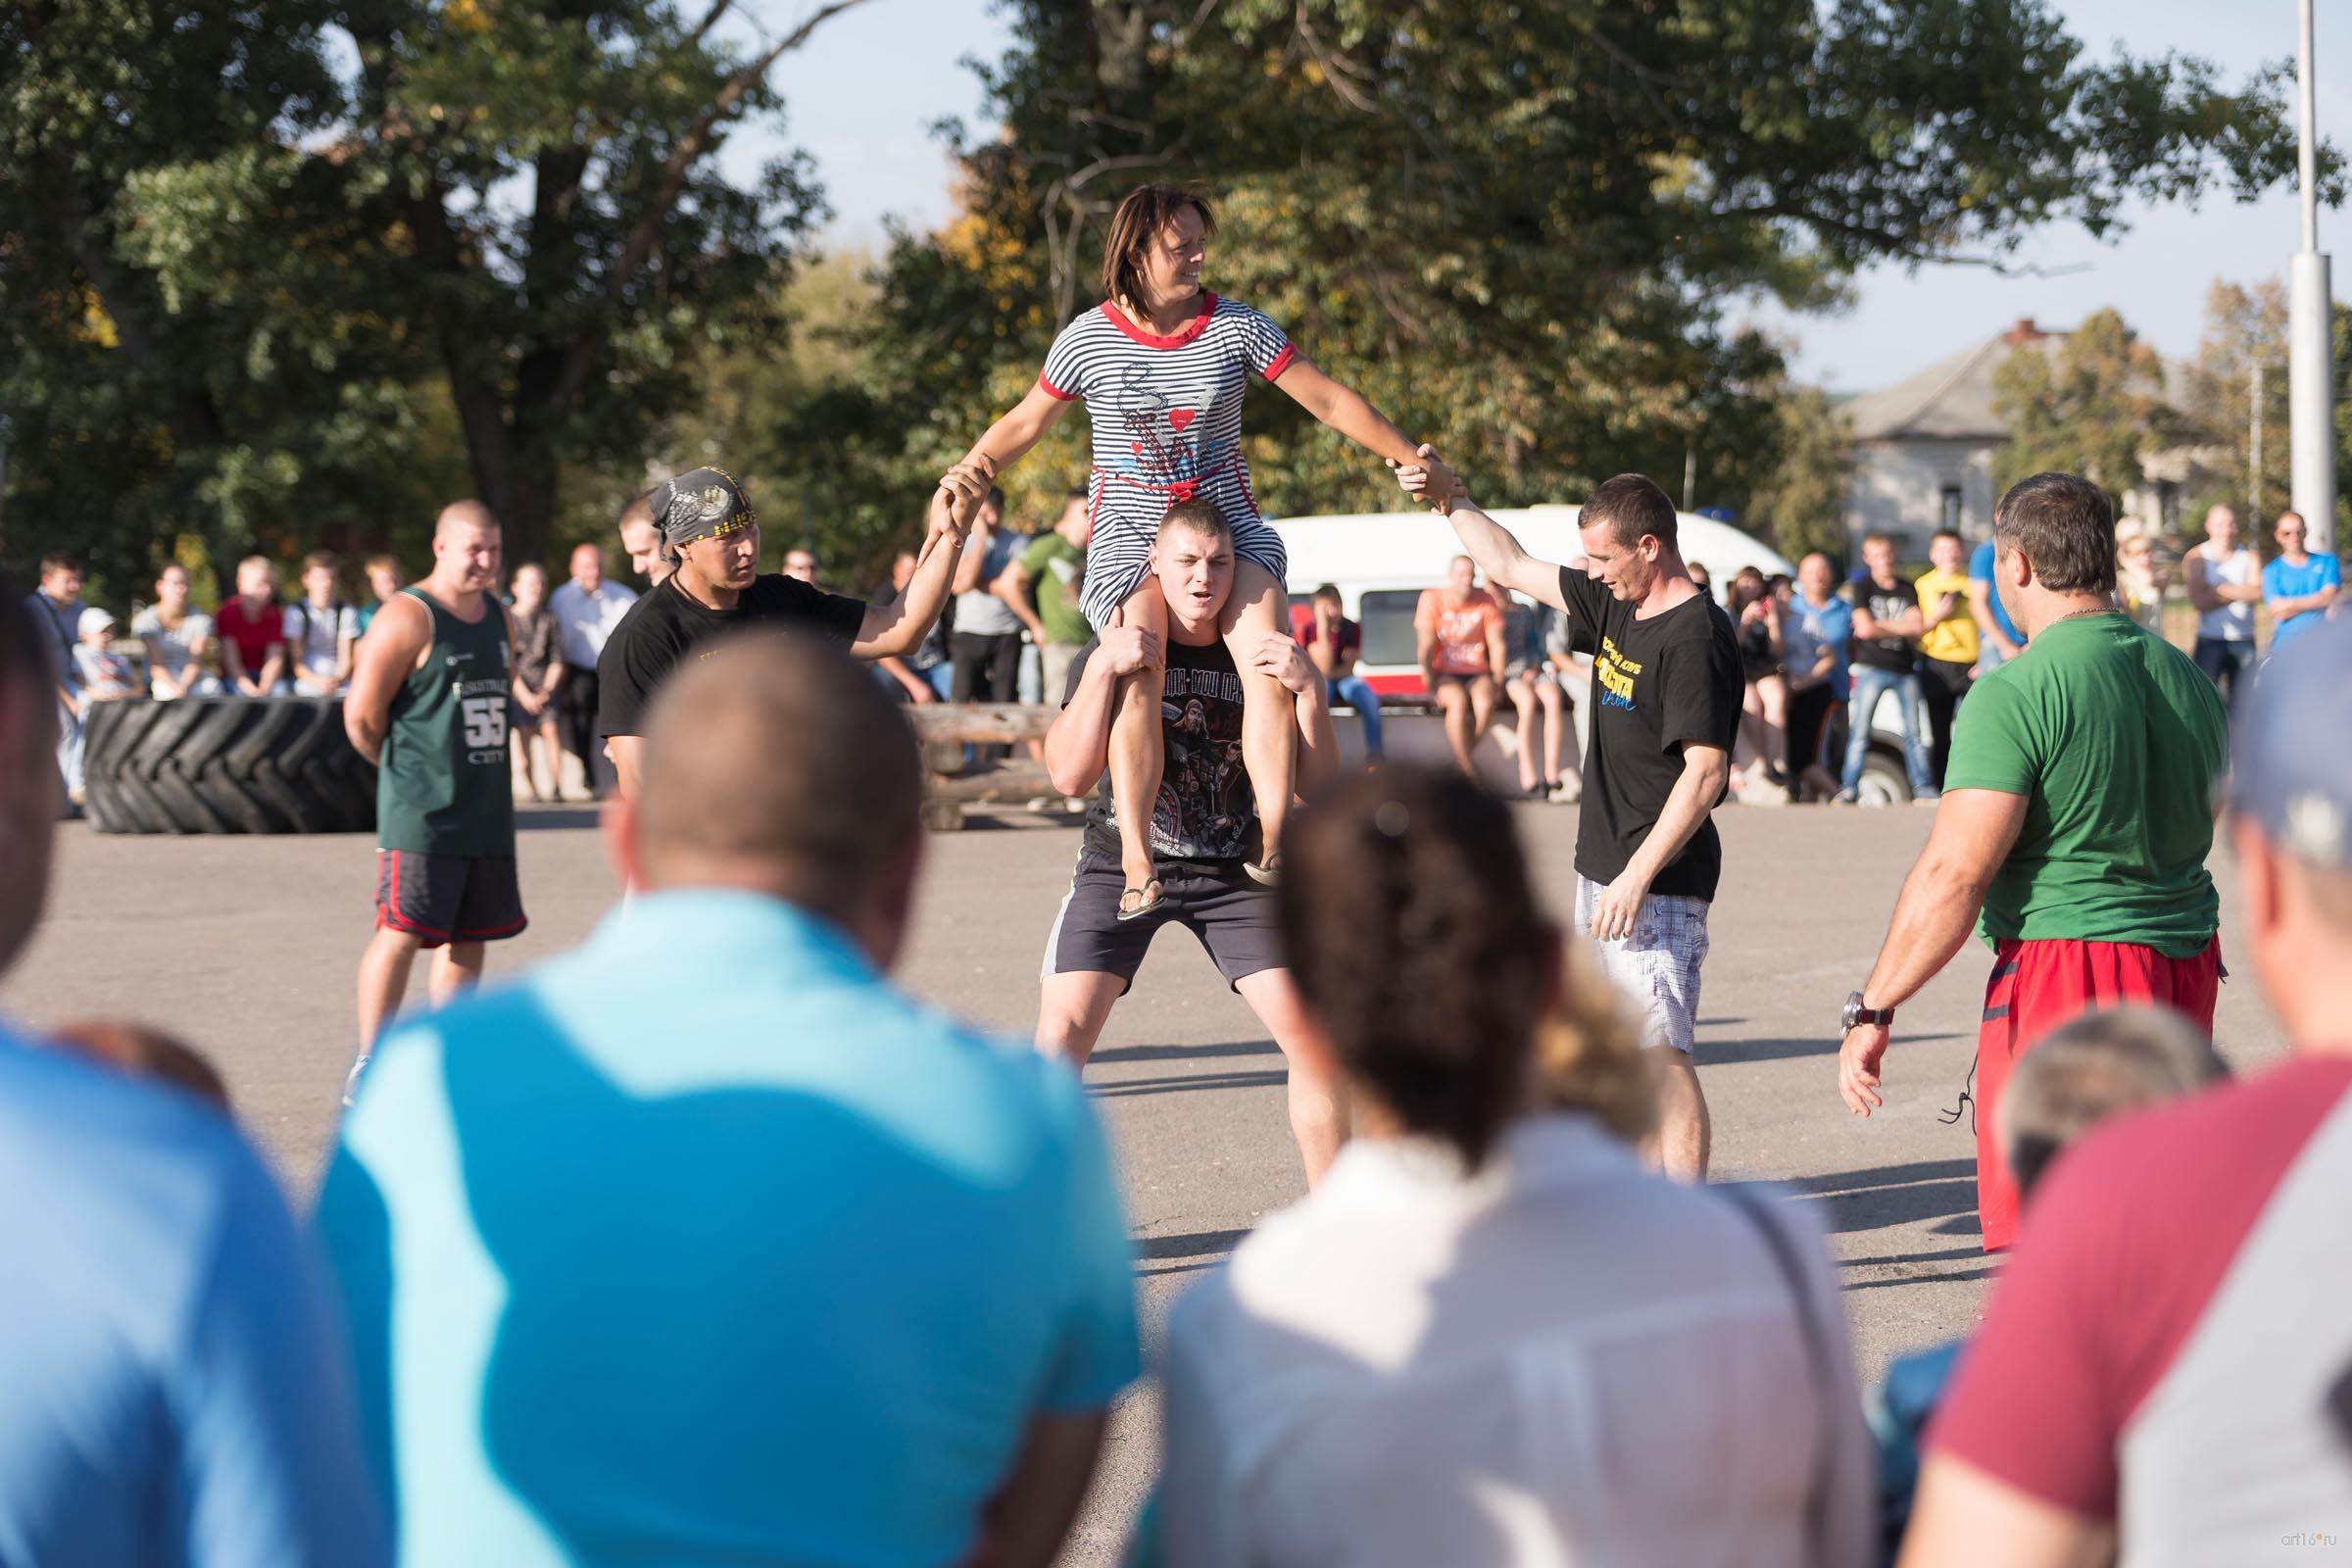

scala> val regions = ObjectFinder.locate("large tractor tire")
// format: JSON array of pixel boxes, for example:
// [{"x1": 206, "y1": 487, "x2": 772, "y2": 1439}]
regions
[{"x1": 82, "y1": 697, "x2": 377, "y2": 835}]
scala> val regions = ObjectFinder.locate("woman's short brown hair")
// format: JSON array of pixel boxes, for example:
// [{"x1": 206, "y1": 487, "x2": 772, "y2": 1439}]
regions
[
  {"x1": 1101, "y1": 184, "x2": 1216, "y2": 309},
  {"x1": 1278, "y1": 766, "x2": 1551, "y2": 1168}
]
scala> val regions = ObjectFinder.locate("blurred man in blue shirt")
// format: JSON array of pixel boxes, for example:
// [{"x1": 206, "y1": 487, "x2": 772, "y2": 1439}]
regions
[
  {"x1": 318, "y1": 633, "x2": 1138, "y2": 1568},
  {"x1": 0, "y1": 585, "x2": 383, "y2": 1568},
  {"x1": 2262, "y1": 510, "x2": 2341, "y2": 656},
  {"x1": 1969, "y1": 537, "x2": 2025, "y2": 669}
]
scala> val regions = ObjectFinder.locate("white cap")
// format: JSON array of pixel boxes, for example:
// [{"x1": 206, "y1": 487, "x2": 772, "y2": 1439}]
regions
[{"x1": 77, "y1": 608, "x2": 117, "y2": 637}]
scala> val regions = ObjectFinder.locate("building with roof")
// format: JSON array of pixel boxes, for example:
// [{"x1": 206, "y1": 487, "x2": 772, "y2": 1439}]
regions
[{"x1": 1840, "y1": 318, "x2": 2210, "y2": 558}]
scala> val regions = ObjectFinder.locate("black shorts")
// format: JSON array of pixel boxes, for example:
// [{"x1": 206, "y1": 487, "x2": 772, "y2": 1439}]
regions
[
  {"x1": 375, "y1": 850, "x2": 528, "y2": 948},
  {"x1": 1042, "y1": 855, "x2": 1282, "y2": 993}
]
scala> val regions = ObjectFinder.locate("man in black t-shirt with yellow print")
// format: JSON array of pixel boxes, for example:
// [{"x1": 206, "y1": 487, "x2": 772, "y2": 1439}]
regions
[{"x1": 1397, "y1": 464, "x2": 1740, "y2": 1182}]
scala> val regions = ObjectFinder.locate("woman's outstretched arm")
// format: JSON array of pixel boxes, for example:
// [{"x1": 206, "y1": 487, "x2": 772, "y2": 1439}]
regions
[{"x1": 1272, "y1": 358, "x2": 1453, "y2": 492}]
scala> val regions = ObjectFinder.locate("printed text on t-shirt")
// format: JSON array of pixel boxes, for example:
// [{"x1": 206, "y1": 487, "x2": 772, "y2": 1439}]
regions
[{"x1": 1596, "y1": 636, "x2": 1642, "y2": 709}]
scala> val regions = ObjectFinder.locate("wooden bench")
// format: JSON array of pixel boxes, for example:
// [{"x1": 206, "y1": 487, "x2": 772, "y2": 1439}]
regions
[{"x1": 905, "y1": 703, "x2": 1067, "y2": 831}]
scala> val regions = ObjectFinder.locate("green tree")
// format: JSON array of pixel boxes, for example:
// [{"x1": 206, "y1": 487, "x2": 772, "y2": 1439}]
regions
[
  {"x1": 789, "y1": 0, "x2": 2320, "y2": 547},
  {"x1": 2190, "y1": 278, "x2": 2290, "y2": 524},
  {"x1": 1742, "y1": 384, "x2": 1853, "y2": 561},
  {"x1": 1992, "y1": 309, "x2": 2180, "y2": 508},
  {"x1": 2333, "y1": 300, "x2": 2352, "y2": 547},
  {"x1": 0, "y1": 0, "x2": 441, "y2": 602},
  {"x1": 1, "y1": 0, "x2": 871, "y2": 594}
]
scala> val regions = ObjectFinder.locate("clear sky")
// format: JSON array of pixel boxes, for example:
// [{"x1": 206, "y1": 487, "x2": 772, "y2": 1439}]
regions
[{"x1": 742, "y1": 0, "x2": 2347, "y2": 393}]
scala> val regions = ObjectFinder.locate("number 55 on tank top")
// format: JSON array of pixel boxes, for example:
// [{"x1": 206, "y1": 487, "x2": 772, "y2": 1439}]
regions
[{"x1": 378, "y1": 586, "x2": 516, "y2": 858}]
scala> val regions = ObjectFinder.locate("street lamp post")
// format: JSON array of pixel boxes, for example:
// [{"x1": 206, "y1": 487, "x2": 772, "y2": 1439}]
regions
[{"x1": 2289, "y1": 0, "x2": 2336, "y2": 552}]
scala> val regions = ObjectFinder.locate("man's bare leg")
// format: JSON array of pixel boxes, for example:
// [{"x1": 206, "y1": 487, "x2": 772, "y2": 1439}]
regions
[
  {"x1": 429, "y1": 941, "x2": 486, "y2": 1007},
  {"x1": 1437, "y1": 684, "x2": 1477, "y2": 775},
  {"x1": 357, "y1": 924, "x2": 424, "y2": 1052},
  {"x1": 1651, "y1": 1056, "x2": 1712, "y2": 1182},
  {"x1": 1107, "y1": 585, "x2": 1169, "y2": 906},
  {"x1": 1037, "y1": 971, "x2": 1127, "y2": 1069},
  {"x1": 1467, "y1": 676, "x2": 1505, "y2": 775},
  {"x1": 1218, "y1": 561, "x2": 1296, "y2": 870},
  {"x1": 1234, "y1": 969, "x2": 1347, "y2": 1186}
]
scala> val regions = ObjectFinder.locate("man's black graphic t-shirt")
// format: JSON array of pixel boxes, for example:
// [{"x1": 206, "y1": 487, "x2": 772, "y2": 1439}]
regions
[
  {"x1": 1852, "y1": 576, "x2": 1922, "y2": 672},
  {"x1": 1065, "y1": 635, "x2": 1259, "y2": 866},
  {"x1": 1559, "y1": 564, "x2": 1741, "y2": 901},
  {"x1": 597, "y1": 573, "x2": 866, "y2": 739}
]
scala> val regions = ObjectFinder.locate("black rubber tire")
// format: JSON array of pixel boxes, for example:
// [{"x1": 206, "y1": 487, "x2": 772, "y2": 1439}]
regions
[{"x1": 82, "y1": 697, "x2": 377, "y2": 835}]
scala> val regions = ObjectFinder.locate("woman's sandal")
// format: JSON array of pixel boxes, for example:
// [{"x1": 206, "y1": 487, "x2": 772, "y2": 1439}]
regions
[
  {"x1": 1244, "y1": 856, "x2": 1281, "y2": 888},
  {"x1": 1116, "y1": 879, "x2": 1166, "y2": 922}
]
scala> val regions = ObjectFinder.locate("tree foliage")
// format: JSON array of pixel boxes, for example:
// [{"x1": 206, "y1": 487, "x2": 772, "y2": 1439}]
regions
[
  {"x1": 0, "y1": 0, "x2": 436, "y2": 602},
  {"x1": 2187, "y1": 279, "x2": 2289, "y2": 525},
  {"x1": 1, "y1": 0, "x2": 865, "y2": 597},
  {"x1": 1991, "y1": 309, "x2": 2183, "y2": 506},
  {"x1": 797, "y1": 0, "x2": 2320, "y2": 546},
  {"x1": 1742, "y1": 384, "x2": 1853, "y2": 561}
]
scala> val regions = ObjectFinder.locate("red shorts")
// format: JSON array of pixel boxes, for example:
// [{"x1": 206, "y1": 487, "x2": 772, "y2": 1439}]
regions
[{"x1": 1975, "y1": 934, "x2": 2221, "y2": 1251}]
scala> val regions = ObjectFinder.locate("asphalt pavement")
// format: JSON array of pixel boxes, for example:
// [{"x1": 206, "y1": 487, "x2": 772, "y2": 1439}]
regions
[{"x1": 1, "y1": 799, "x2": 2285, "y2": 1566}]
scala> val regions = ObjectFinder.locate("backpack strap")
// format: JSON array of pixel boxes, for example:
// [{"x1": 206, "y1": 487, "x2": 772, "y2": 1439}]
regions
[{"x1": 1719, "y1": 1182, "x2": 1835, "y2": 1563}]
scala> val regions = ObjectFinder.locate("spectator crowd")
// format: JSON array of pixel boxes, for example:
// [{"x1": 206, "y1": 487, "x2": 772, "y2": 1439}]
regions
[
  {"x1": 1671, "y1": 503, "x2": 2340, "y2": 808},
  {"x1": 27, "y1": 486, "x2": 2344, "y2": 834}
]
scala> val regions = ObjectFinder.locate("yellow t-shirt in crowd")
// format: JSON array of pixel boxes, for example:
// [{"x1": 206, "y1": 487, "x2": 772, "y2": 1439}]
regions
[{"x1": 1915, "y1": 566, "x2": 1979, "y2": 665}]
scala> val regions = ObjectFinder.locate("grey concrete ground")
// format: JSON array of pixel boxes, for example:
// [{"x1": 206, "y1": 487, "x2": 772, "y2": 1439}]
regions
[{"x1": 2, "y1": 801, "x2": 2283, "y2": 1565}]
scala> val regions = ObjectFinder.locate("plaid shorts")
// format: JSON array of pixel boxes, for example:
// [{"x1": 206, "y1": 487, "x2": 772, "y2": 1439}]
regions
[{"x1": 1574, "y1": 874, "x2": 1711, "y2": 1055}]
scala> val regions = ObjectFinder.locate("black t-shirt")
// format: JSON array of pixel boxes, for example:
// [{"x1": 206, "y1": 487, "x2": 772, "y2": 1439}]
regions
[
  {"x1": 1558, "y1": 564, "x2": 1742, "y2": 901},
  {"x1": 597, "y1": 573, "x2": 866, "y2": 738},
  {"x1": 1851, "y1": 576, "x2": 1921, "y2": 672},
  {"x1": 1065, "y1": 635, "x2": 1259, "y2": 866}
]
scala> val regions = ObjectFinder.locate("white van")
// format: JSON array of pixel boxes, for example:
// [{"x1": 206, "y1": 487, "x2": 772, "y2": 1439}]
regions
[{"x1": 1270, "y1": 505, "x2": 1921, "y2": 802}]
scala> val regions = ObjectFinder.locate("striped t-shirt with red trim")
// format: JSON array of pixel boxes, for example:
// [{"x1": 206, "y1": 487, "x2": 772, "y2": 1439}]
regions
[
  {"x1": 1039, "y1": 294, "x2": 1296, "y2": 624},
  {"x1": 1041, "y1": 293, "x2": 1295, "y2": 580}
]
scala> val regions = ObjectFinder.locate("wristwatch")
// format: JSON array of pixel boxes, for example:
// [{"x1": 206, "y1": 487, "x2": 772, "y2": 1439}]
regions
[{"x1": 1841, "y1": 991, "x2": 1895, "y2": 1033}]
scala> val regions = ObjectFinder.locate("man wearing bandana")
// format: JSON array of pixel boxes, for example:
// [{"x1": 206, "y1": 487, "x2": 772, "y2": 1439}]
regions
[{"x1": 598, "y1": 460, "x2": 992, "y2": 799}]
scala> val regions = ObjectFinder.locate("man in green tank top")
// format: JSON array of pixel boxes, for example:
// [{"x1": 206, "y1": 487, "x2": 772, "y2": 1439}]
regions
[{"x1": 343, "y1": 501, "x2": 529, "y2": 1100}]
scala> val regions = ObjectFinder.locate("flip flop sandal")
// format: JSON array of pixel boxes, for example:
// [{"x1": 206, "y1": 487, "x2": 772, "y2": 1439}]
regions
[
  {"x1": 1244, "y1": 857, "x2": 1281, "y2": 888},
  {"x1": 1116, "y1": 879, "x2": 1166, "y2": 922}
]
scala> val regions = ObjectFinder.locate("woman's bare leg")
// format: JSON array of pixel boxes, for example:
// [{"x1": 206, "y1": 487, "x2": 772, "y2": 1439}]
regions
[
  {"x1": 1108, "y1": 584, "x2": 1168, "y2": 903},
  {"x1": 1737, "y1": 681, "x2": 1768, "y2": 771},
  {"x1": 1537, "y1": 680, "x2": 1567, "y2": 784},
  {"x1": 1508, "y1": 677, "x2": 1541, "y2": 791},
  {"x1": 1758, "y1": 674, "x2": 1789, "y2": 773},
  {"x1": 1218, "y1": 560, "x2": 1297, "y2": 871}
]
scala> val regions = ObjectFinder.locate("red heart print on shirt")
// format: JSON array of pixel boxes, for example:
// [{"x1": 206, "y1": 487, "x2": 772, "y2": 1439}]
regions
[{"x1": 1167, "y1": 409, "x2": 1196, "y2": 432}]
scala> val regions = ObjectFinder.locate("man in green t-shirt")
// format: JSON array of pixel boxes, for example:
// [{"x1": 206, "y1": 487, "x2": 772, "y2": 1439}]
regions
[
  {"x1": 998, "y1": 488, "x2": 1092, "y2": 705},
  {"x1": 1833, "y1": 471, "x2": 2229, "y2": 1252}
]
